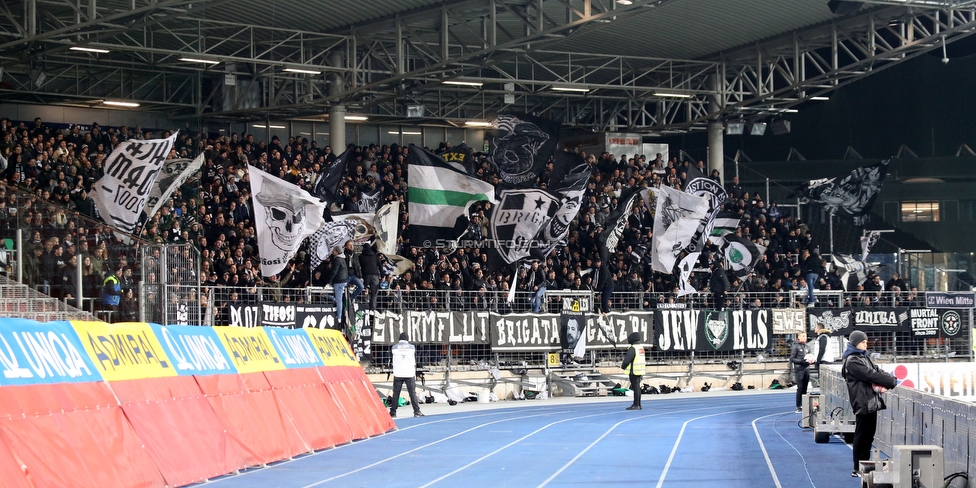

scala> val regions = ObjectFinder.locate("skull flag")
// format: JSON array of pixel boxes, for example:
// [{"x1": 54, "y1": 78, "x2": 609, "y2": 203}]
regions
[{"x1": 249, "y1": 165, "x2": 328, "y2": 276}]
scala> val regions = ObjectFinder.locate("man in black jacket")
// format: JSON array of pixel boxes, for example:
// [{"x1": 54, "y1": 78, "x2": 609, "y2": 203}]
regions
[
  {"x1": 790, "y1": 332, "x2": 814, "y2": 413},
  {"x1": 709, "y1": 260, "x2": 730, "y2": 311},
  {"x1": 326, "y1": 247, "x2": 349, "y2": 323},
  {"x1": 842, "y1": 330, "x2": 897, "y2": 478},
  {"x1": 359, "y1": 243, "x2": 381, "y2": 311}
]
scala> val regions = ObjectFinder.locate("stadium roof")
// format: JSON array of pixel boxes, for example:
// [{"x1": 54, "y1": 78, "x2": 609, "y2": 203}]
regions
[{"x1": 2, "y1": 0, "x2": 976, "y2": 131}]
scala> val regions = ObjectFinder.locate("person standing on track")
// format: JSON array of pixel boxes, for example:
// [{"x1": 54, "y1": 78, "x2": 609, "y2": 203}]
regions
[
  {"x1": 620, "y1": 332, "x2": 645, "y2": 411},
  {"x1": 790, "y1": 332, "x2": 814, "y2": 413},
  {"x1": 842, "y1": 330, "x2": 897, "y2": 478},
  {"x1": 390, "y1": 332, "x2": 425, "y2": 418}
]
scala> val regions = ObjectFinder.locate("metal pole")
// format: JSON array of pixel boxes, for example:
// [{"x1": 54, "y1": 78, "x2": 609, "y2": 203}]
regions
[
  {"x1": 829, "y1": 210, "x2": 835, "y2": 255},
  {"x1": 76, "y1": 254, "x2": 83, "y2": 309},
  {"x1": 765, "y1": 178, "x2": 770, "y2": 203},
  {"x1": 16, "y1": 228, "x2": 23, "y2": 283}
]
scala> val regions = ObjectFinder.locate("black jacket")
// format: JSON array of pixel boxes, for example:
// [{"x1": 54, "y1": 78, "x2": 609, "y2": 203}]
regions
[
  {"x1": 327, "y1": 255, "x2": 348, "y2": 284},
  {"x1": 709, "y1": 267, "x2": 730, "y2": 294},
  {"x1": 842, "y1": 344, "x2": 897, "y2": 415},
  {"x1": 358, "y1": 245, "x2": 380, "y2": 276},
  {"x1": 789, "y1": 340, "x2": 810, "y2": 372}
]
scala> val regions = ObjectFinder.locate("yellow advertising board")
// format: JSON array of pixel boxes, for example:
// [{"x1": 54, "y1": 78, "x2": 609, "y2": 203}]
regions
[
  {"x1": 70, "y1": 321, "x2": 177, "y2": 381},
  {"x1": 212, "y1": 326, "x2": 286, "y2": 373},
  {"x1": 303, "y1": 328, "x2": 360, "y2": 367}
]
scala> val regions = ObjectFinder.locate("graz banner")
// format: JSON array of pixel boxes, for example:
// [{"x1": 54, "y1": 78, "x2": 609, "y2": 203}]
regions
[
  {"x1": 372, "y1": 310, "x2": 491, "y2": 345},
  {"x1": 654, "y1": 310, "x2": 771, "y2": 352},
  {"x1": 584, "y1": 312, "x2": 653, "y2": 348}
]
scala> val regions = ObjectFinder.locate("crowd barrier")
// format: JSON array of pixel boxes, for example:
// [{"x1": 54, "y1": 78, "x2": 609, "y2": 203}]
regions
[
  {"x1": 0, "y1": 319, "x2": 395, "y2": 488},
  {"x1": 820, "y1": 363, "x2": 976, "y2": 483}
]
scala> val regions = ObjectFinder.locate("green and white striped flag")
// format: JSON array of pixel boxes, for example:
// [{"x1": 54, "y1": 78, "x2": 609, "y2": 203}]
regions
[
  {"x1": 708, "y1": 210, "x2": 743, "y2": 245},
  {"x1": 407, "y1": 144, "x2": 495, "y2": 247}
]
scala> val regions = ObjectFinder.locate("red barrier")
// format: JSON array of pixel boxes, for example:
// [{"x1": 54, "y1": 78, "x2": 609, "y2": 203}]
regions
[
  {"x1": 339, "y1": 366, "x2": 396, "y2": 432},
  {"x1": 196, "y1": 372, "x2": 310, "y2": 461},
  {"x1": 0, "y1": 424, "x2": 33, "y2": 488},
  {"x1": 110, "y1": 376, "x2": 254, "y2": 487},
  {"x1": 318, "y1": 366, "x2": 396, "y2": 436},
  {"x1": 0, "y1": 383, "x2": 165, "y2": 488},
  {"x1": 264, "y1": 368, "x2": 356, "y2": 449}
]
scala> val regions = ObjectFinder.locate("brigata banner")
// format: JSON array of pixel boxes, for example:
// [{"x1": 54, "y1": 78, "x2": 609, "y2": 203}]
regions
[
  {"x1": 304, "y1": 327, "x2": 360, "y2": 367},
  {"x1": 264, "y1": 327, "x2": 324, "y2": 369},
  {"x1": 490, "y1": 313, "x2": 561, "y2": 350},
  {"x1": 653, "y1": 310, "x2": 771, "y2": 352},
  {"x1": 212, "y1": 326, "x2": 285, "y2": 374},
  {"x1": 71, "y1": 321, "x2": 176, "y2": 381},
  {"x1": 925, "y1": 292, "x2": 976, "y2": 309},
  {"x1": 0, "y1": 319, "x2": 101, "y2": 386},
  {"x1": 150, "y1": 324, "x2": 236, "y2": 376}
]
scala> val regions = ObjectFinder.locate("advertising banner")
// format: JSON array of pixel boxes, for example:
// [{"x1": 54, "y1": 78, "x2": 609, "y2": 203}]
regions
[
  {"x1": 0, "y1": 318, "x2": 102, "y2": 386},
  {"x1": 264, "y1": 327, "x2": 324, "y2": 369},
  {"x1": 212, "y1": 326, "x2": 285, "y2": 373},
  {"x1": 71, "y1": 321, "x2": 176, "y2": 381},
  {"x1": 150, "y1": 324, "x2": 236, "y2": 376},
  {"x1": 303, "y1": 328, "x2": 360, "y2": 367},
  {"x1": 925, "y1": 292, "x2": 975, "y2": 309}
]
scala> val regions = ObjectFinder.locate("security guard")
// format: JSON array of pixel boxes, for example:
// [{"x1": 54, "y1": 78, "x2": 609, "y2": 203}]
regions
[
  {"x1": 621, "y1": 332, "x2": 646, "y2": 410},
  {"x1": 101, "y1": 267, "x2": 122, "y2": 313}
]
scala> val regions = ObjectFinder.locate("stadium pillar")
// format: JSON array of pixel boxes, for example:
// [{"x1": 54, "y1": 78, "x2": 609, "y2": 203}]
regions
[
  {"x1": 707, "y1": 121, "x2": 724, "y2": 184},
  {"x1": 329, "y1": 51, "x2": 346, "y2": 152}
]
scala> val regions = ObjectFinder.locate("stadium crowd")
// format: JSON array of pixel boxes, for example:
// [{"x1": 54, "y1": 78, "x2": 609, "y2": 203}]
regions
[{"x1": 0, "y1": 115, "x2": 916, "y2": 323}]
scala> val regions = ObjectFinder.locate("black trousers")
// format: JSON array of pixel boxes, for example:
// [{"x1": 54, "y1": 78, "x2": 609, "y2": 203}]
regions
[
  {"x1": 794, "y1": 367, "x2": 809, "y2": 409},
  {"x1": 391, "y1": 376, "x2": 422, "y2": 415},
  {"x1": 712, "y1": 291, "x2": 725, "y2": 310},
  {"x1": 629, "y1": 373, "x2": 642, "y2": 407},
  {"x1": 853, "y1": 412, "x2": 878, "y2": 471},
  {"x1": 364, "y1": 274, "x2": 380, "y2": 310}
]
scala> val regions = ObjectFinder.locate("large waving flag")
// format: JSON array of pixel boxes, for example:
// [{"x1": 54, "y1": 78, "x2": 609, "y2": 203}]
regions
[
  {"x1": 486, "y1": 113, "x2": 560, "y2": 188},
  {"x1": 249, "y1": 165, "x2": 328, "y2": 275},
  {"x1": 307, "y1": 213, "x2": 375, "y2": 273},
  {"x1": 407, "y1": 144, "x2": 495, "y2": 247},
  {"x1": 708, "y1": 210, "x2": 743, "y2": 245},
  {"x1": 650, "y1": 186, "x2": 709, "y2": 273},
  {"x1": 91, "y1": 132, "x2": 177, "y2": 234},
  {"x1": 684, "y1": 168, "x2": 729, "y2": 252},
  {"x1": 531, "y1": 151, "x2": 591, "y2": 260},
  {"x1": 597, "y1": 186, "x2": 645, "y2": 264},
  {"x1": 789, "y1": 159, "x2": 890, "y2": 226}
]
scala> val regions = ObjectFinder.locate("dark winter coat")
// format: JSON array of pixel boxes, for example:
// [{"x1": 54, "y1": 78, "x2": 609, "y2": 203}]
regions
[{"x1": 841, "y1": 344, "x2": 897, "y2": 415}]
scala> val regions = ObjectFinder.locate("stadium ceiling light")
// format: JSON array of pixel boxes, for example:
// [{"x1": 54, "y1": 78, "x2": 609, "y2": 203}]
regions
[
  {"x1": 70, "y1": 46, "x2": 110, "y2": 53},
  {"x1": 344, "y1": 115, "x2": 369, "y2": 121},
  {"x1": 654, "y1": 92, "x2": 692, "y2": 98},
  {"x1": 465, "y1": 121, "x2": 492, "y2": 127},
  {"x1": 283, "y1": 67, "x2": 321, "y2": 75},
  {"x1": 179, "y1": 56, "x2": 220, "y2": 65},
  {"x1": 617, "y1": 0, "x2": 634, "y2": 4},
  {"x1": 810, "y1": 96, "x2": 830, "y2": 101},
  {"x1": 102, "y1": 100, "x2": 140, "y2": 108},
  {"x1": 443, "y1": 80, "x2": 483, "y2": 87},
  {"x1": 551, "y1": 85, "x2": 590, "y2": 93}
]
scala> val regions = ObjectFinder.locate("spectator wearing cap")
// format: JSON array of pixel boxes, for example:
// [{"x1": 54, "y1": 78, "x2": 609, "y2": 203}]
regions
[{"x1": 842, "y1": 330, "x2": 897, "y2": 478}]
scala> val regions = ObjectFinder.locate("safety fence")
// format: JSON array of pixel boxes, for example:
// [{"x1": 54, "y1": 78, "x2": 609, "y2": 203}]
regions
[
  {"x1": 820, "y1": 363, "x2": 976, "y2": 483},
  {"x1": 0, "y1": 318, "x2": 394, "y2": 488}
]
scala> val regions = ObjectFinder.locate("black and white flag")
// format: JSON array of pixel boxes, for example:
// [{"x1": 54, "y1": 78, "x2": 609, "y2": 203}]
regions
[
  {"x1": 357, "y1": 186, "x2": 382, "y2": 213},
  {"x1": 91, "y1": 133, "x2": 178, "y2": 234},
  {"x1": 490, "y1": 189, "x2": 558, "y2": 264},
  {"x1": 650, "y1": 186, "x2": 709, "y2": 273},
  {"x1": 249, "y1": 165, "x2": 328, "y2": 276},
  {"x1": 308, "y1": 213, "x2": 375, "y2": 273},
  {"x1": 789, "y1": 159, "x2": 891, "y2": 226},
  {"x1": 722, "y1": 235, "x2": 766, "y2": 278},
  {"x1": 532, "y1": 151, "x2": 591, "y2": 260},
  {"x1": 709, "y1": 210, "x2": 743, "y2": 245},
  {"x1": 677, "y1": 252, "x2": 701, "y2": 297},
  {"x1": 486, "y1": 113, "x2": 560, "y2": 188},
  {"x1": 684, "y1": 172, "x2": 729, "y2": 252},
  {"x1": 597, "y1": 187, "x2": 644, "y2": 264},
  {"x1": 831, "y1": 254, "x2": 873, "y2": 291},
  {"x1": 144, "y1": 153, "x2": 204, "y2": 219},
  {"x1": 313, "y1": 147, "x2": 351, "y2": 207}
]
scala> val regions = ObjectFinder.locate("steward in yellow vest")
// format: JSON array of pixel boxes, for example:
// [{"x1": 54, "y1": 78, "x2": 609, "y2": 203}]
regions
[{"x1": 621, "y1": 332, "x2": 645, "y2": 410}]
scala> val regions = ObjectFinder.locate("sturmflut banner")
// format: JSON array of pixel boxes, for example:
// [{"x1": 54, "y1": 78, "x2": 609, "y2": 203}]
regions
[
  {"x1": 372, "y1": 311, "x2": 491, "y2": 345},
  {"x1": 91, "y1": 133, "x2": 177, "y2": 234}
]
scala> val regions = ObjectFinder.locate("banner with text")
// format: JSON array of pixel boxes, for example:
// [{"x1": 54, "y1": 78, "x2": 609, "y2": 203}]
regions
[
  {"x1": 303, "y1": 328, "x2": 361, "y2": 367},
  {"x1": 654, "y1": 310, "x2": 771, "y2": 352},
  {"x1": 264, "y1": 327, "x2": 324, "y2": 369},
  {"x1": 150, "y1": 323, "x2": 236, "y2": 376},
  {"x1": 372, "y1": 310, "x2": 491, "y2": 345},
  {"x1": 807, "y1": 308, "x2": 911, "y2": 336},
  {"x1": 212, "y1": 326, "x2": 286, "y2": 374},
  {"x1": 71, "y1": 321, "x2": 176, "y2": 381},
  {"x1": 0, "y1": 319, "x2": 102, "y2": 386}
]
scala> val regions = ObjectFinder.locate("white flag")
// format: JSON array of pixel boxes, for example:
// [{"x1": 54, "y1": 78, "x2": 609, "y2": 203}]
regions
[
  {"x1": 249, "y1": 164, "x2": 328, "y2": 276},
  {"x1": 677, "y1": 252, "x2": 701, "y2": 297},
  {"x1": 144, "y1": 153, "x2": 204, "y2": 219},
  {"x1": 650, "y1": 186, "x2": 709, "y2": 273},
  {"x1": 91, "y1": 133, "x2": 178, "y2": 234},
  {"x1": 373, "y1": 201, "x2": 400, "y2": 256}
]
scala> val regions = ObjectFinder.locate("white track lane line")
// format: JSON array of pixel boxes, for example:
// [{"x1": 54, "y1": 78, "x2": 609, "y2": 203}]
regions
[
  {"x1": 536, "y1": 405, "x2": 726, "y2": 488},
  {"x1": 655, "y1": 406, "x2": 768, "y2": 488},
  {"x1": 417, "y1": 410, "x2": 622, "y2": 488},
  {"x1": 299, "y1": 410, "x2": 581, "y2": 488},
  {"x1": 752, "y1": 411, "x2": 793, "y2": 488}
]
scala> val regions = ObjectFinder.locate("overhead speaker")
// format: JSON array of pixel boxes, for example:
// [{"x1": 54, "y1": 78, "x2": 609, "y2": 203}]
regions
[
  {"x1": 726, "y1": 121, "x2": 745, "y2": 135},
  {"x1": 771, "y1": 119, "x2": 791, "y2": 135},
  {"x1": 828, "y1": 1, "x2": 862, "y2": 16}
]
